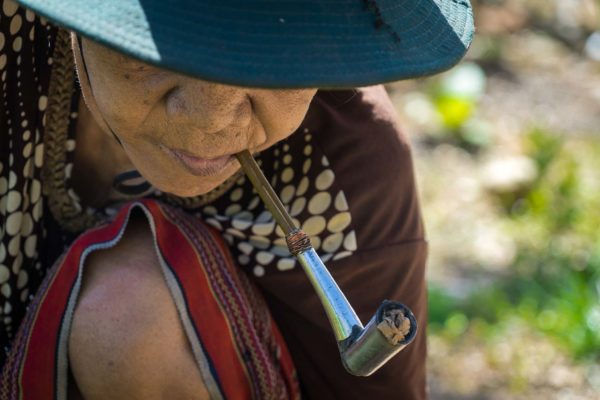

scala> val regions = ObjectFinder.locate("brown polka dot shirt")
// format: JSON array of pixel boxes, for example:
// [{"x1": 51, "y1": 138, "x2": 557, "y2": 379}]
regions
[{"x1": 1, "y1": 1, "x2": 428, "y2": 397}]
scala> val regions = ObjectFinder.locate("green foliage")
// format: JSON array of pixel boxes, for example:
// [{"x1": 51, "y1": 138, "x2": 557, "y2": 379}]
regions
[
  {"x1": 524, "y1": 128, "x2": 563, "y2": 175},
  {"x1": 434, "y1": 96, "x2": 474, "y2": 130},
  {"x1": 424, "y1": 62, "x2": 492, "y2": 149},
  {"x1": 429, "y1": 128, "x2": 600, "y2": 361},
  {"x1": 511, "y1": 129, "x2": 581, "y2": 231}
]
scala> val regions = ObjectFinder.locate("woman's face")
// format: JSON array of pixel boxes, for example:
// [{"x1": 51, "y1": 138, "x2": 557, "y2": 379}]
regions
[{"x1": 77, "y1": 38, "x2": 317, "y2": 197}]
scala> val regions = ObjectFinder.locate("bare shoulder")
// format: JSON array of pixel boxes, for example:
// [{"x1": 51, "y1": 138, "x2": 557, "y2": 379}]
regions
[
  {"x1": 69, "y1": 215, "x2": 210, "y2": 399},
  {"x1": 80, "y1": 217, "x2": 162, "y2": 299}
]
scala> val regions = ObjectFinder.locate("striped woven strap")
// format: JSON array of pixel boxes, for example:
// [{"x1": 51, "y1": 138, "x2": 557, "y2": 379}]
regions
[{"x1": 0, "y1": 199, "x2": 300, "y2": 400}]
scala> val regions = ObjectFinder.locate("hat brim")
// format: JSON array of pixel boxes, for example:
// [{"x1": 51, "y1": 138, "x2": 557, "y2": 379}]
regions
[{"x1": 16, "y1": 0, "x2": 474, "y2": 88}]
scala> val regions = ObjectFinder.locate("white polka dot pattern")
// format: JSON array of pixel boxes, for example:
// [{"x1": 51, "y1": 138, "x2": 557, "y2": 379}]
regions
[
  {"x1": 0, "y1": 2, "x2": 80, "y2": 346},
  {"x1": 195, "y1": 128, "x2": 356, "y2": 277}
]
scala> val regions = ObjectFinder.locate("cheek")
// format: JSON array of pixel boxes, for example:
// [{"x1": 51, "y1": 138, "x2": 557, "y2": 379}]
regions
[
  {"x1": 261, "y1": 91, "x2": 316, "y2": 142},
  {"x1": 93, "y1": 83, "x2": 149, "y2": 133},
  {"x1": 86, "y1": 71, "x2": 162, "y2": 138}
]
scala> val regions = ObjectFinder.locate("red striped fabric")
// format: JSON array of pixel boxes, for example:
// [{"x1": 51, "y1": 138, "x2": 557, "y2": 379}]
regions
[{"x1": 1, "y1": 199, "x2": 300, "y2": 400}]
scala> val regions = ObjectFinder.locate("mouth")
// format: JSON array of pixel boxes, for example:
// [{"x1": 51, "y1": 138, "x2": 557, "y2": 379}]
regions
[{"x1": 163, "y1": 147, "x2": 235, "y2": 177}]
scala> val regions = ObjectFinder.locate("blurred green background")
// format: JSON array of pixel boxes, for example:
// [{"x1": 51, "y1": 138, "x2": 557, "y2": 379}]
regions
[{"x1": 386, "y1": 1, "x2": 600, "y2": 398}]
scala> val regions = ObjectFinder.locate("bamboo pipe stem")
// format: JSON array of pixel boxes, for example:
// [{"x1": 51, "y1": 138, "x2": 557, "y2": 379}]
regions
[{"x1": 235, "y1": 150, "x2": 296, "y2": 234}]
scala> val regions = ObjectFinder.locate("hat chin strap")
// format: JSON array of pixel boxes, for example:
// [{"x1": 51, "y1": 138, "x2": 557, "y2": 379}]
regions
[
  {"x1": 71, "y1": 34, "x2": 152, "y2": 196},
  {"x1": 71, "y1": 34, "x2": 122, "y2": 145}
]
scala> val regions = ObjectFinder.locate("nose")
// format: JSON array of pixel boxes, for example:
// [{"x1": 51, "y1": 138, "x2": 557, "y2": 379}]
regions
[{"x1": 165, "y1": 80, "x2": 252, "y2": 134}]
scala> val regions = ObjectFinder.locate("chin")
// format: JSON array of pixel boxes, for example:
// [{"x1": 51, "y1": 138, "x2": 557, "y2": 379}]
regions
[
  {"x1": 139, "y1": 160, "x2": 240, "y2": 198},
  {"x1": 155, "y1": 176, "x2": 227, "y2": 198}
]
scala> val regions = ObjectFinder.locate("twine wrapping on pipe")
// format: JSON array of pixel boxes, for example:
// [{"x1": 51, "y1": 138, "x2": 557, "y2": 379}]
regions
[{"x1": 285, "y1": 230, "x2": 312, "y2": 256}]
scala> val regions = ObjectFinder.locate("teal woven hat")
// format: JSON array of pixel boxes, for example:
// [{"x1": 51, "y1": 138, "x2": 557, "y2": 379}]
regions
[{"x1": 16, "y1": 0, "x2": 474, "y2": 88}]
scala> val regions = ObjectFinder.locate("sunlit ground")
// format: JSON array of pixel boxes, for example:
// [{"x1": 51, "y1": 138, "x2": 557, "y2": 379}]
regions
[{"x1": 386, "y1": 1, "x2": 600, "y2": 397}]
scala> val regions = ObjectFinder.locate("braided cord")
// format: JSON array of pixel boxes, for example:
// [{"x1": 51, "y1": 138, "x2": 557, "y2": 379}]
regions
[
  {"x1": 42, "y1": 29, "x2": 103, "y2": 232},
  {"x1": 43, "y1": 29, "x2": 239, "y2": 232}
]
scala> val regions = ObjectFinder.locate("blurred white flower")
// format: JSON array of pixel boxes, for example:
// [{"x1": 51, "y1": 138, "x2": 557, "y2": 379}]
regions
[
  {"x1": 481, "y1": 155, "x2": 538, "y2": 193},
  {"x1": 584, "y1": 31, "x2": 600, "y2": 61},
  {"x1": 439, "y1": 62, "x2": 487, "y2": 100}
]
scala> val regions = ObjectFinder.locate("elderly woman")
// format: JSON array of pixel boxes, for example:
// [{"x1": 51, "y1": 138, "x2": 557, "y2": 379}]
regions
[{"x1": 0, "y1": 0, "x2": 474, "y2": 398}]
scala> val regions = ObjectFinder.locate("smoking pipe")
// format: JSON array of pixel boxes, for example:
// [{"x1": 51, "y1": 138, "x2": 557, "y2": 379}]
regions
[{"x1": 235, "y1": 150, "x2": 417, "y2": 376}]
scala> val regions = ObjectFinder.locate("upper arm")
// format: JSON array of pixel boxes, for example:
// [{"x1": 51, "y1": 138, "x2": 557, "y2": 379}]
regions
[{"x1": 312, "y1": 86, "x2": 425, "y2": 251}]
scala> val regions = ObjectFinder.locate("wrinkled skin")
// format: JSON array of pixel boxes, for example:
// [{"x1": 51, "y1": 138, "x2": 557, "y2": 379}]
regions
[{"x1": 75, "y1": 37, "x2": 316, "y2": 197}]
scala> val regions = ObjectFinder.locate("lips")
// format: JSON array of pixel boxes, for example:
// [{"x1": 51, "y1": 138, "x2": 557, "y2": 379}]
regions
[{"x1": 166, "y1": 147, "x2": 234, "y2": 176}]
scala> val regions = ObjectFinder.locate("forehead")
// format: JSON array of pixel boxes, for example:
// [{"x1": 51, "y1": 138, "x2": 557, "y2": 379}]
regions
[
  {"x1": 82, "y1": 38, "x2": 141, "y2": 64},
  {"x1": 79, "y1": 36, "x2": 316, "y2": 100}
]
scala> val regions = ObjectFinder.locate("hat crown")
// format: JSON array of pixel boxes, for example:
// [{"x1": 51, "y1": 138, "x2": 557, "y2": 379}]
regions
[{"x1": 16, "y1": 0, "x2": 474, "y2": 87}]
